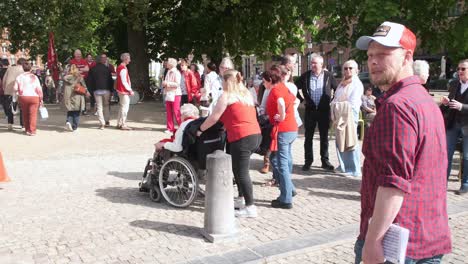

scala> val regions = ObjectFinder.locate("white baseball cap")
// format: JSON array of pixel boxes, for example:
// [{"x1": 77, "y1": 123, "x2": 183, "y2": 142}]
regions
[{"x1": 356, "y1": 21, "x2": 417, "y2": 52}]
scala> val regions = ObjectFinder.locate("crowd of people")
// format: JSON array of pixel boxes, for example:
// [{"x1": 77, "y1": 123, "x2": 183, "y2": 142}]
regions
[
  {"x1": 153, "y1": 21, "x2": 467, "y2": 263},
  {"x1": 1, "y1": 20, "x2": 467, "y2": 263},
  {"x1": 0, "y1": 49, "x2": 134, "y2": 134}
]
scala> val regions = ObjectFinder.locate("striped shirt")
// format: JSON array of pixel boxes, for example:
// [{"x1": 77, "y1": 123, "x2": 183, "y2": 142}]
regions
[{"x1": 309, "y1": 72, "x2": 324, "y2": 105}]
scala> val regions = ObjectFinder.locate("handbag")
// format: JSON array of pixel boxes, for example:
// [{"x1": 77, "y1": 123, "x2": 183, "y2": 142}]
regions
[
  {"x1": 73, "y1": 82, "x2": 87, "y2": 95},
  {"x1": 39, "y1": 106, "x2": 49, "y2": 119}
]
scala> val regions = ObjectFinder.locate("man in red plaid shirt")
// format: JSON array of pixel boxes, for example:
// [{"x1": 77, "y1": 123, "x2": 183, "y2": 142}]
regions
[{"x1": 354, "y1": 21, "x2": 451, "y2": 263}]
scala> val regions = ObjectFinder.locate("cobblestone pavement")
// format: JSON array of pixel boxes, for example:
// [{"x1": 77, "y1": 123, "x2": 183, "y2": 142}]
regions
[{"x1": 0, "y1": 100, "x2": 466, "y2": 264}]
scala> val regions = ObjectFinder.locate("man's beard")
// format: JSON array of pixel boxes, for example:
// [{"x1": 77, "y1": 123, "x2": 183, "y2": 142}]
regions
[{"x1": 370, "y1": 69, "x2": 400, "y2": 87}]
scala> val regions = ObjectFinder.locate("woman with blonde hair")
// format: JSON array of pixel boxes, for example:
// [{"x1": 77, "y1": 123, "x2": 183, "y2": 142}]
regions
[
  {"x1": 63, "y1": 64, "x2": 88, "y2": 131},
  {"x1": 198, "y1": 69, "x2": 261, "y2": 218},
  {"x1": 330, "y1": 60, "x2": 363, "y2": 177}
]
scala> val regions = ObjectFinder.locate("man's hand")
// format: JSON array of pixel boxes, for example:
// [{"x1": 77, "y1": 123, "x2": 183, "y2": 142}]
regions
[
  {"x1": 362, "y1": 239, "x2": 385, "y2": 264},
  {"x1": 448, "y1": 99, "x2": 463, "y2": 111},
  {"x1": 441, "y1": 96, "x2": 449, "y2": 106},
  {"x1": 154, "y1": 142, "x2": 165, "y2": 151}
]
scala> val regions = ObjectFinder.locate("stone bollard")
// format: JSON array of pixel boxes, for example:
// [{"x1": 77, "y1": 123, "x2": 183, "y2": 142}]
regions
[{"x1": 201, "y1": 150, "x2": 237, "y2": 242}]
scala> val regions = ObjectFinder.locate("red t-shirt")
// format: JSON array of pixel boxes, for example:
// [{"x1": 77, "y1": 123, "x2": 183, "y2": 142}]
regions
[
  {"x1": 220, "y1": 102, "x2": 260, "y2": 143},
  {"x1": 69, "y1": 58, "x2": 89, "y2": 78},
  {"x1": 87, "y1": 61, "x2": 96, "y2": 70},
  {"x1": 266, "y1": 82, "x2": 297, "y2": 132}
]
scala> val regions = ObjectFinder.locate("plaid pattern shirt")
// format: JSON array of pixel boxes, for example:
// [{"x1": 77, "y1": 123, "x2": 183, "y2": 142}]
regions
[
  {"x1": 359, "y1": 76, "x2": 451, "y2": 259},
  {"x1": 309, "y1": 72, "x2": 324, "y2": 106}
]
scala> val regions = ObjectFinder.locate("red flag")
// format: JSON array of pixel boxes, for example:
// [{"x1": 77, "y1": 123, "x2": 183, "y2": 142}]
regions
[{"x1": 47, "y1": 32, "x2": 59, "y2": 81}]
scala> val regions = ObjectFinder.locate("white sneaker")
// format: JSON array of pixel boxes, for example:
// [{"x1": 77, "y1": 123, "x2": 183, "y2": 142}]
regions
[
  {"x1": 235, "y1": 205, "x2": 257, "y2": 218},
  {"x1": 234, "y1": 197, "x2": 245, "y2": 209},
  {"x1": 65, "y1": 122, "x2": 73, "y2": 131}
]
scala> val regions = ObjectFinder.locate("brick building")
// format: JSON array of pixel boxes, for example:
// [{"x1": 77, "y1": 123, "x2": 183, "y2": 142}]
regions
[{"x1": 0, "y1": 28, "x2": 43, "y2": 68}]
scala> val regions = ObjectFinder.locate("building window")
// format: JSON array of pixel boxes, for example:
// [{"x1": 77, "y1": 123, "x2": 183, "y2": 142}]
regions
[
  {"x1": 1, "y1": 45, "x2": 7, "y2": 54},
  {"x1": 10, "y1": 55, "x2": 16, "y2": 65},
  {"x1": 448, "y1": 2, "x2": 463, "y2": 17}
]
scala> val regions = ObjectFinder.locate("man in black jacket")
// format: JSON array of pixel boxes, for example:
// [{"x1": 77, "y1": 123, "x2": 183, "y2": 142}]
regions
[
  {"x1": 87, "y1": 53, "x2": 114, "y2": 129},
  {"x1": 296, "y1": 53, "x2": 337, "y2": 171},
  {"x1": 441, "y1": 58, "x2": 468, "y2": 195}
]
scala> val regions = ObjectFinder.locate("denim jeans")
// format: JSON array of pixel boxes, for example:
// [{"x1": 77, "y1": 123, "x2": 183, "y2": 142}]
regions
[
  {"x1": 66, "y1": 111, "x2": 81, "y2": 130},
  {"x1": 270, "y1": 131, "x2": 297, "y2": 204},
  {"x1": 446, "y1": 123, "x2": 468, "y2": 188},
  {"x1": 354, "y1": 239, "x2": 443, "y2": 264},
  {"x1": 336, "y1": 108, "x2": 361, "y2": 176}
]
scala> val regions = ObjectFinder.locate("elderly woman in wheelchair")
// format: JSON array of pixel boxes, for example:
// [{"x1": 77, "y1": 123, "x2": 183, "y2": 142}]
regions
[{"x1": 139, "y1": 103, "x2": 225, "y2": 207}]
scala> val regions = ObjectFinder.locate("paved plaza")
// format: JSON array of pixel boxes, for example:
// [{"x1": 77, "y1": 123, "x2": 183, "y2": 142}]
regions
[{"x1": 0, "y1": 100, "x2": 467, "y2": 264}]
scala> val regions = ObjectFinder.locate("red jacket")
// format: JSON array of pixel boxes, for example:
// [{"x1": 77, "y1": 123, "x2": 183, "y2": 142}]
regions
[{"x1": 182, "y1": 70, "x2": 200, "y2": 102}]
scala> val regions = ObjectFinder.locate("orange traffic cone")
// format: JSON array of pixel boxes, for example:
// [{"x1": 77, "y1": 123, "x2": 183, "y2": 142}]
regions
[{"x1": 0, "y1": 152, "x2": 10, "y2": 182}]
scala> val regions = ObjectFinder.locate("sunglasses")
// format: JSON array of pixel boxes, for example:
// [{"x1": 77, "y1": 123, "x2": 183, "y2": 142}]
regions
[
  {"x1": 344, "y1": 67, "x2": 353, "y2": 70},
  {"x1": 458, "y1": 67, "x2": 466, "y2": 71}
]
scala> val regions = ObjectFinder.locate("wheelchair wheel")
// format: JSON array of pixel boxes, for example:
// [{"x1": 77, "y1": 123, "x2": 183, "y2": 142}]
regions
[
  {"x1": 158, "y1": 156, "x2": 198, "y2": 208},
  {"x1": 149, "y1": 184, "x2": 162, "y2": 203}
]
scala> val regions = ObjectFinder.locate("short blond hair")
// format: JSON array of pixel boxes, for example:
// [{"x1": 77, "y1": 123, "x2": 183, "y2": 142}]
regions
[
  {"x1": 220, "y1": 57, "x2": 234, "y2": 70},
  {"x1": 167, "y1": 58, "x2": 178, "y2": 68},
  {"x1": 413, "y1": 60, "x2": 429, "y2": 77},
  {"x1": 180, "y1": 103, "x2": 199, "y2": 119}
]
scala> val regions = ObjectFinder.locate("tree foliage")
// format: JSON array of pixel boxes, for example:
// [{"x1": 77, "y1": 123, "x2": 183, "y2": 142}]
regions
[
  {"x1": 0, "y1": 0, "x2": 109, "y2": 61},
  {"x1": 147, "y1": 0, "x2": 318, "y2": 63},
  {"x1": 1, "y1": 0, "x2": 465, "y2": 91},
  {"x1": 312, "y1": 0, "x2": 467, "y2": 61}
]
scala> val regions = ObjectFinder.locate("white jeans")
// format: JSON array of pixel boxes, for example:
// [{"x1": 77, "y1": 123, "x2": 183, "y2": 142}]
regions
[
  {"x1": 94, "y1": 91, "x2": 110, "y2": 125},
  {"x1": 117, "y1": 94, "x2": 130, "y2": 127}
]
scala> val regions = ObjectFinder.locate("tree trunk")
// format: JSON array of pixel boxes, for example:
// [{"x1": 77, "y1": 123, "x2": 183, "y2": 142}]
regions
[{"x1": 127, "y1": 23, "x2": 149, "y2": 98}]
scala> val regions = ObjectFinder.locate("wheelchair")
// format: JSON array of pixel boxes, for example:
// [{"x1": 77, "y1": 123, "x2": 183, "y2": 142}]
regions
[{"x1": 139, "y1": 120, "x2": 225, "y2": 208}]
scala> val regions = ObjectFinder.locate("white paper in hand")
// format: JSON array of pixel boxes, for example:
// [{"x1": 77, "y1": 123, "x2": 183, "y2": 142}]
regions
[
  {"x1": 39, "y1": 106, "x2": 49, "y2": 120},
  {"x1": 382, "y1": 224, "x2": 410, "y2": 263}
]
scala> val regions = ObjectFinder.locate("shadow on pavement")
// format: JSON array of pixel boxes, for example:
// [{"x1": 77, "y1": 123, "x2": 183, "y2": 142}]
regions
[
  {"x1": 293, "y1": 175, "x2": 361, "y2": 201},
  {"x1": 107, "y1": 171, "x2": 142, "y2": 181},
  {"x1": 95, "y1": 186, "x2": 205, "y2": 213},
  {"x1": 129, "y1": 219, "x2": 204, "y2": 240},
  {"x1": 306, "y1": 189, "x2": 360, "y2": 201}
]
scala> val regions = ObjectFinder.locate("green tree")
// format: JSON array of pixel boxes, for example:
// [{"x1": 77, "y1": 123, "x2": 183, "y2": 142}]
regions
[
  {"x1": 0, "y1": 0, "x2": 109, "y2": 61},
  {"x1": 148, "y1": 0, "x2": 318, "y2": 64},
  {"x1": 312, "y1": 0, "x2": 467, "y2": 61}
]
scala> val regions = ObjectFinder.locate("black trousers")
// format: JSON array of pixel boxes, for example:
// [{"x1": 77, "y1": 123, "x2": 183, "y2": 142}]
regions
[
  {"x1": 1, "y1": 95, "x2": 22, "y2": 126},
  {"x1": 304, "y1": 107, "x2": 330, "y2": 165},
  {"x1": 180, "y1": 94, "x2": 189, "y2": 106},
  {"x1": 230, "y1": 134, "x2": 261, "y2": 206},
  {"x1": 1, "y1": 95, "x2": 13, "y2": 124}
]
